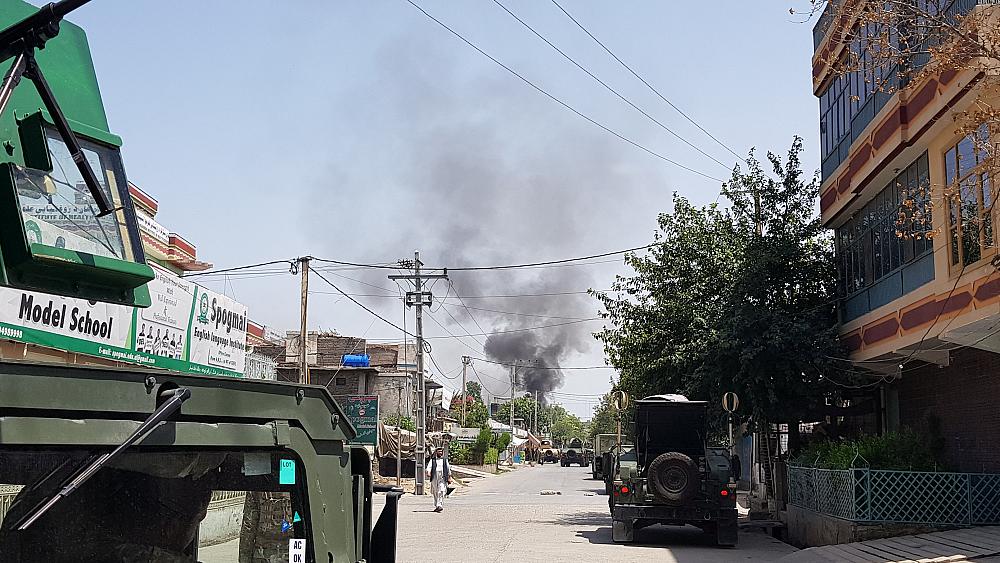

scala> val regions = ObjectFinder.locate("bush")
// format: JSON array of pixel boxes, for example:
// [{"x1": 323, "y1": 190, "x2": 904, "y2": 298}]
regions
[
  {"x1": 792, "y1": 429, "x2": 946, "y2": 471},
  {"x1": 484, "y1": 447, "x2": 499, "y2": 466},
  {"x1": 495, "y1": 432, "x2": 512, "y2": 452},
  {"x1": 448, "y1": 444, "x2": 471, "y2": 465}
]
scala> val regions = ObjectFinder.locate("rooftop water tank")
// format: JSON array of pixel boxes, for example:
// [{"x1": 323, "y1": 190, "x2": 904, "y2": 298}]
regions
[{"x1": 341, "y1": 354, "x2": 370, "y2": 367}]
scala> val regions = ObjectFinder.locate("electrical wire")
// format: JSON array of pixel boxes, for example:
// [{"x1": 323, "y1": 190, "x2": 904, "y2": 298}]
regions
[
  {"x1": 492, "y1": 0, "x2": 731, "y2": 171},
  {"x1": 310, "y1": 269, "x2": 416, "y2": 338},
  {"x1": 183, "y1": 259, "x2": 295, "y2": 278},
  {"x1": 549, "y1": 0, "x2": 745, "y2": 163},
  {"x1": 439, "y1": 301, "x2": 597, "y2": 321},
  {"x1": 445, "y1": 244, "x2": 657, "y2": 271},
  {"x1": 403, "y1": 0, "x2": 725, "y2": 183},
  {"x1": 469, "y1": 356, "x2": 614, "y2": 370}
]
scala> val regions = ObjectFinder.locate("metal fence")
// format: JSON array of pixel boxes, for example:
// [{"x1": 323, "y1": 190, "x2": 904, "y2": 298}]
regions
[{"x1": 788, "y1": 466, "x2": 1000, "y2": 525}]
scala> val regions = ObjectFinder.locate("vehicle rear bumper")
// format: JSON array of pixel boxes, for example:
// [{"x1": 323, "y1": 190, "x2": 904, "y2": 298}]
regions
[{"x1": 613, "y1": 503, "x2": 736, "y2": 523}]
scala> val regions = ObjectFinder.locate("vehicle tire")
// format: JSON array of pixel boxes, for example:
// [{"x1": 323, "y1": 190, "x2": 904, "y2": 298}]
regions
[
  {"x1": 611, "y1": 518, "x2": 634, "y2": 543},
  {"x1": 646, "y1": 451, "x2": 698, "y2": 505}
]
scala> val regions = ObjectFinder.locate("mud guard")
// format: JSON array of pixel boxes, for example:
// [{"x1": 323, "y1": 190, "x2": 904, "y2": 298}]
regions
[
  {"x1": 370, "y1": 489, "x2": 404, "y2": 563},
  {"x1": 715, "y1": 516, "x2": 738, "y2": 547},
  {"x1": 611, "y1": 518, "x2": 634, "y2": 543}
]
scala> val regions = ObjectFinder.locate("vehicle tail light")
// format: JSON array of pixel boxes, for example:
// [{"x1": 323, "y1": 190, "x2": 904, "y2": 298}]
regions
[
  {"x1": 620, "y1": 485, "x2": 630, "y2": 495},
  {"x1": 720, "y1": 489, "x2": 729, "y2": 496}
]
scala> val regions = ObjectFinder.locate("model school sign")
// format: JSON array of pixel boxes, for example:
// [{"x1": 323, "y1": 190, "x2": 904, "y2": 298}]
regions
[{"x1": 0, "y1": 264, "x2": 248, "y2": 377}]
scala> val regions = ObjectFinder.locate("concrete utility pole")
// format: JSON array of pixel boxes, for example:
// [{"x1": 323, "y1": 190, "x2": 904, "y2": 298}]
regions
[
  {"x1": 297, "y1": 256, "x2": 311, "y2": 385},
  {"x1": 389, "y1": 251, "x2": 447, "y2": 496},
  {"x1": 533, "y1": 390, "x2": 538, "y2": 435},
  {"x1": 396, "y1": 383, "x2": 403, "y2": 488},
  {"x1": 461, "y1": 356, "x2": 470, "y2": 427}
]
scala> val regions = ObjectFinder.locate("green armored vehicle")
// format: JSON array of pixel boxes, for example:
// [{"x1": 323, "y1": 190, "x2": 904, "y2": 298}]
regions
[
  {"x1": 560, "y1": 438, "x2": 587, "y2": 467},
  {"x1": 592, "y1": 433, "x2": 617, "y2": 480},
  {"x1": 601, "y1": 443, "x2": 634, "y2": 496},
  {"x1": 0, "y1": 361, "x2": 402, "y2": 562},
  {"x1": 610, "y1": 395, "x2": 737, "y2": 547},
  {"x1": 0, "y1": 1, "x2": 402, "y2": 561}
]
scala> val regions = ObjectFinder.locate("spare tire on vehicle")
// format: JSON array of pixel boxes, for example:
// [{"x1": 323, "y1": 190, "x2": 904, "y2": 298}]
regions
[{"x1": 646, "y1": 451, "x2": 698, "y2": 505}]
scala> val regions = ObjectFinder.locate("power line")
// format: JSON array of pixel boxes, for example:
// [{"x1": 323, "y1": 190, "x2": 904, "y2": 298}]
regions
[
  {"x1": 310, "y1": 269, "x2": 416, "y2": 338},
  {"x1": 469, "y1": 356, "x2": 613, "y2": 370},
  {"x1": 446, "y1": 244, "x2": 657, "y2": 271},
  {"x1": 440, "y1": 301, "x2": 596, "y2": 321},
  {"x1": 183, "y1": 259, "x2": 294, "y2": 278},
  {"x1": 549, "y1": 0, "x2": 744, "y2": 163},
  {"x1": 403, "y1": 0, "x2": 725, "y2": 183},
  {"x1": 492, "y1": 0, "x2": 730, "y2": 171}
]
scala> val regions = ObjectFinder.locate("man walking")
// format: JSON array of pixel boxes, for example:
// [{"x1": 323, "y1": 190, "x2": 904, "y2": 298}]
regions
[{"x1": 425, "y1": 446, "x2": 452, "y2": 512}]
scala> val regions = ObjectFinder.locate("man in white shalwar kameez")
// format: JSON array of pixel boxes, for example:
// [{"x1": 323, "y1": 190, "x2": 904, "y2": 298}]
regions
[{"x1": 425, "y1": 447, "x2": 451, "y2": 512}]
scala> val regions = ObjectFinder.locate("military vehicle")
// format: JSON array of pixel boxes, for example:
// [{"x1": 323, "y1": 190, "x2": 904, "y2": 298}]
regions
[
  {"x1": 538, "y1": 439, "x2": 560, "y2": 465},
  {"x1": 560, "y1": 438, "x2": 587, "y2": 467},
  {"x1": 592, "y1": 433, "x2": 618, "y2": 480},
  {"x1": 0, "y1": 1, "x2": 402, "y2": 561},
  {"x1": 610, "y1": 395, "x2": 737, "y2": 547},
  {"x1": 601, "y1": 443, "x2": 633, "y2": 496}
]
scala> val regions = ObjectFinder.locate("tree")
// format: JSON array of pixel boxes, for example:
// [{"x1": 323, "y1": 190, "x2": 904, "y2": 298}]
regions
[
  {"x1": 495, "y1": 395, "x2": 550, "y2": 432},
  {"x1": 588, "y1": 392, "x2": 618, "y2": 440},
  {"x1": 550, "y1": 411, "x2": 584, "y2": 446},
  {"x1": 595, "y1": 139, "x2": 854, "y2": 432},
  {"x1": 465, "y1": 381, "x2": 483, "y2": 404}
]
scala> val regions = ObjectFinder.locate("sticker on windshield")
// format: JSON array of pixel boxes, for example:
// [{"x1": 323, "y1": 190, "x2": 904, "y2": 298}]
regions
[
  {"x1": 279, "y1": 459, "x2": 296, "y2": 485},
  {"x1": 289, "y1": 538, "x2": 306, "y2": 562},
  {"x1": 243, "y1": 452, "x2": 270, "y2": 476}
]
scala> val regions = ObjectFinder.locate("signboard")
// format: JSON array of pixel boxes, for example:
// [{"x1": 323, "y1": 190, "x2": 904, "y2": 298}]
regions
[
  {"x1": 344, "y1": 395, "x2": 379, "y2": 445},
  {"x1": 0, "y1": 263, "x2": 247, "y2": 377}
]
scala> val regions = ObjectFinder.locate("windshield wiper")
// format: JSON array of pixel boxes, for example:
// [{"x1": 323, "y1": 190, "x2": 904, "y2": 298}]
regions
[{"x1": 13, "y1": 387, "x2": 191, "y2": 530}]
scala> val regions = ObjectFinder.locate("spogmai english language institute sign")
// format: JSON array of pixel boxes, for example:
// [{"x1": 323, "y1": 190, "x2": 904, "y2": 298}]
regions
[{"x1": 0, "y1": 264, "x2": 248, "y2": 377}]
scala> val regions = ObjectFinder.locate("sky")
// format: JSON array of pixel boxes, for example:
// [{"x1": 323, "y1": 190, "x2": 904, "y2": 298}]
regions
[{"x1": 61, "y1": 0, "x2": 821, "y2": 417}]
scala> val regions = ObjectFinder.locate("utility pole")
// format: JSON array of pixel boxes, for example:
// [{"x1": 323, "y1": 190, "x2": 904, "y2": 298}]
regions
[
  {"x1": 297, "y1": 256, "x2": 311, "y2": 385},
  {"x1": 396, "y1": 384, "x2": 402, "y2": 488},
  {"x1": 389, "y1": 251, "x2": 448, "y2": 496},
  {"x1": 533, "y1": 390, "x2": 538, "y2": 435},
  {"x1": 461, "y1": 356, "x2": 470, "y2": 427}
]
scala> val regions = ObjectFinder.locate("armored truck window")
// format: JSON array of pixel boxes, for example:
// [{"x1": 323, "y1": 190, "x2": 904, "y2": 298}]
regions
[
  {"x1": 0, "y1": 449, "x2": 314, "y2": 563},
  {"x1": 14, "y1": 127, "x2": 130, "y2": 260}
]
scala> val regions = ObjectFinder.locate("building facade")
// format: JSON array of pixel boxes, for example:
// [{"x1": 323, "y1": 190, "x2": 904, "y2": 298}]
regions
[{"x1": 814, "y1": 0, "x2": 1000, "y2": 470}]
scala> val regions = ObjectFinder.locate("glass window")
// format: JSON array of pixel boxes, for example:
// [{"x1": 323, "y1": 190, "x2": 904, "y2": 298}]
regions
[
  {"x1": 836, "y1": 153, "x2": 933, "y2": 297},
  {"x1": 946, "y1": 130, "x2": 994, "y2": 266},
  {"x1": 0, "y1": 449, "x2": 313, "y2": 563},
  {"x1": 14, "y1": 128, "x2": 129, "y2": 260}
]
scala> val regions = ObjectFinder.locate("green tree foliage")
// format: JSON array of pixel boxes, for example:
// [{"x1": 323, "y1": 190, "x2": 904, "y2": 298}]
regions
[
  {"x1": 383, "y1": 413, "x2": 415, "y2": 432},
  {"x1": 495, "y1": 396, "x2": 550, "y2": 431},
  {"x1": 449, "y1": 394, "x2": 489, "y2": 429},
  {"x1": 465, "y1": 381, "x2": 483, "y2": 403},
  {"x1": 595, "y1": 138, "x2": 852, "y2": 428},
  {"x1": 587, "y1": 393, "x2": 618, "y2": 440}
]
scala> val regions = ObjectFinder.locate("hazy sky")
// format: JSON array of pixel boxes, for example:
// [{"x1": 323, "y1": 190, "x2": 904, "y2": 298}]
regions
[{"x1": 63, "y1": 0, "x2": 820, "y2": 417}]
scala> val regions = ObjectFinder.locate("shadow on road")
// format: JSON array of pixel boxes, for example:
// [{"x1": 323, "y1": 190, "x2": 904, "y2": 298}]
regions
[{"x1": 577, "y1": 523, "x2": 720, "y2": 548}]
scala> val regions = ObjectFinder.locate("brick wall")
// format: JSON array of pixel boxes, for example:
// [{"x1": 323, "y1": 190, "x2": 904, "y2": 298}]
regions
[{"x1": 896, "y1": 347, "x2": 1000, "y2": 472}]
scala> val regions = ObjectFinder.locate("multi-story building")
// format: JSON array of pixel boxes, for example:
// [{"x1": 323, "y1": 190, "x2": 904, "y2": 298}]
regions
[{"x1": 814, "y1": 0, "x2": 1000, "y2": 470}]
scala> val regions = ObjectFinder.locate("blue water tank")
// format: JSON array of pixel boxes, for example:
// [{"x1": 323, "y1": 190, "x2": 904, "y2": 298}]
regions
[{"x1": 341, "y1": 354, "x2": 370, "y2": 367}]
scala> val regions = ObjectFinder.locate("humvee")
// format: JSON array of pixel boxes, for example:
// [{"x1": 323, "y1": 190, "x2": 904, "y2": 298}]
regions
[
  {"x1": 610, "y1": 395, "x2": 737, "y2": 547},
  {"x1": 560, "y1": 438, "x2": 587, "y2": 467},
  {"x1": 601, "y1": 443, "x2": 633, "y2": 496},
  {"x1": 592, "y1": 433, "x2": 617, "y2": 480},
  {"x1": 538, "y1": 439, "x2": 560, "y2": 465},
  {"x1": 0, "y1": 360, "x2": 402, "y2": 562}
]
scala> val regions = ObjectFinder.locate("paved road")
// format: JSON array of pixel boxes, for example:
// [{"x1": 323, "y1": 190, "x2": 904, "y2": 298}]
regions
[{"x1": 389, "y1": 463, "x2": 797, "y2": 563}]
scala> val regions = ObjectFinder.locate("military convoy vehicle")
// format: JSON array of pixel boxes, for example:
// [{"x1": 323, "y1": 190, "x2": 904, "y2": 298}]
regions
[
  {"x1": 560, "y1": 438, "x2": 587, "y2": 467},
  {"x1": 538, "y1": 439, "x2": 560, "y2": 465},
  {"x1": 592, "y1": 433, "x2": 618, "y2": 480},
  {"x1": 609, "y1": 395, "x2": 737, "y2": 547},
  {"x1": 0, "y1": 1, "x2": 402, "y2": 561},
  {"x1": 601, "y1": 443, "x2": 634, "y2": 496}
]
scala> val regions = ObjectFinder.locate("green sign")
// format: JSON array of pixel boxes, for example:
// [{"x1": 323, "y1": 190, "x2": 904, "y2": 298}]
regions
[{"x1": 345, "y1": 395, "x2": 379, "y2": 445}]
